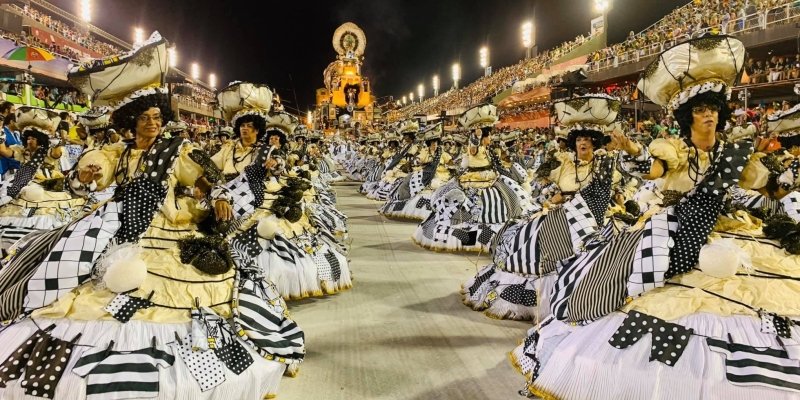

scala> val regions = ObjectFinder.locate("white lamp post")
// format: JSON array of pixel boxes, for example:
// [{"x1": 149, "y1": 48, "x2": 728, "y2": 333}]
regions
[
  {"x1": 479, "y1": 46, "x2": 490, "y2": 77},
  {"x1": 452, "y1": 63, "x2": 460, "y2": 90},
  {"x1": 417, "y1": 84, "x2": 424, "y2": 102},
  {"x1": 432, "y1": 75, "x2": 439, "y2": 97},
  {"x1": 79, "y1": 0, "x2": 91, "y2": 22},
  {"x1": 191, "y1": 62, "x2": 200, "y2": 80},
  {"x1": 133, "y1": 27, "x2": 144, "y2": 46},
  {"x1": 521, "y1": 21, "x2": 534, "y2": 59}
]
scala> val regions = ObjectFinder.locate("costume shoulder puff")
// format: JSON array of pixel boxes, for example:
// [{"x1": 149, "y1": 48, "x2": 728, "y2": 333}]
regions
[{"x1": 648, "y1": 137, "x2": 683, "y2": 171}]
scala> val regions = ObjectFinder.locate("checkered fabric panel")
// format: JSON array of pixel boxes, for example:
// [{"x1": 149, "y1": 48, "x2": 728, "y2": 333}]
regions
[
  {"x1": 563, "y1": 193, "x2": 599, "y2": 252},
  {"x1": 24, "y1": 201, "x2": 122, "y2": 310},
  {"x1": 626, "y1": 208, "x2": 678, "y2": 298},
  {"x1": 408, "y1": 171, "x2": 426, "y2": 198},
  {"x1": 781, "y1": 191, "x2": 800, "y2": 223}
]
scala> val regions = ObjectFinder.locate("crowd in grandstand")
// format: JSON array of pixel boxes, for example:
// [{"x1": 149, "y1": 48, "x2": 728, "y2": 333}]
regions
[{"x1": 587, "y1": 0, "x2": 800, "y2": 70}]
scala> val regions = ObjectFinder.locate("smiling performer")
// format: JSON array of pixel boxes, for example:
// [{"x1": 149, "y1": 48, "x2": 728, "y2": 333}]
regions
[
  {"x1": 511, "y1": 36, "x2": 800, "y2": 400},
  {"x1": 0, "y1": 33, "x2": 304, "y2": 399}
]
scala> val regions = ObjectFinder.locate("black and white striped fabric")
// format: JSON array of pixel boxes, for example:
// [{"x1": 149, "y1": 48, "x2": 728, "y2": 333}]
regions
[
  {"x1": 233, "y1": 274, "x2": 305, "y2": 363},
  {"x1": 0, "y1": 225, "x2": 40, "y2": 252},
  {"x1": 627, "y1": 209, "x2": 678, "y2": 298},
  {"x1": 500, "y1": 217, "x2": 544, "y2": 275},
  {"x1": 0, "y1": 224, "x2": 70, "y2": 321},
  {"x1": 550, "y1": 229, "x2": 641, "y2": 323},
  {"x1": 707, "y1": 337, "x2": 800, "y2": 393},
  {"x1": 477, "y1": 187, "x2": 508, "y2": 224},
  {"x1": 24, "y1": 201, "x2": 122, "y2": 311},
  {"x1": 495, "y1": 175, "x2": 535, "y2": 217},
  {"x1": 267, "y1": 235, "x2": 306, "y2": 264},
  {"x1": 72, "y1": 343, "x2": 175, "y2": 400}
]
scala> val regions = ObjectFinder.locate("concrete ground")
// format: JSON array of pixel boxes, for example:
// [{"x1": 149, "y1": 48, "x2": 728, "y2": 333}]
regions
[{"x1": 279, "y1": 182, "x2": 531, "y2": 400}]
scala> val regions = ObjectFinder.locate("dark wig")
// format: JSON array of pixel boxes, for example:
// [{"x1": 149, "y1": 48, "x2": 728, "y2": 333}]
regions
[
  {"x1": 673, "y1": 91, "x2": 731, "y2": 138},
  {"x1": 425, "y1": 137, "x2": 440, "y2": 147},
  {"x1": 110, "y1": 93, "x2": 174, "y2": 133},
  {"x1": 778, "y1": 134, "x2": 800, "y2": 151},
  {"x1": 566, "y1": 129, "x2": 604, "y2": 152},
  {"x1": 21, "y1": 128, "x2": 50, "y2": 148},
  {"x1": 479, "y1": 126, "x2": 492, "y2": 138},
  {"x1": 234, "y1": 114, "x2": 267, "y2": 141},
  {"x1": 266, "y1": 129, "x2": 288, "y2": 147}
]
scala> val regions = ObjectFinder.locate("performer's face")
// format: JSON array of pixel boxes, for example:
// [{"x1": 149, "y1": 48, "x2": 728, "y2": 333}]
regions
[{"x1": 135, "y1": 107, "x2": 162, "y2": 139}]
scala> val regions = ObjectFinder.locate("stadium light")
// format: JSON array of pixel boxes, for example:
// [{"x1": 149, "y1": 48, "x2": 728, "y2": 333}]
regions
[
  {"x1": 432, "y1": 75, "x2": 439, "y2": 97},
  {"x1": 191, "y1": 62, "x2": 200, "y2": 80},
  {"x1": 594, "y1": 0, "x2": 610, "y2": 13},
  {"x1": 521, "y1": 21, "x2": 534, "y2": 59},
  {"x1": 79, "y1": 0, "x2": 91, "y2": 23},
  {"x1": 402, "y1": 96, "x2": 407, "y2": 105},
  {"x1": 409, "y1": 92, "x2": 414, "y2": 102},
  {"x1": 209, "y1": 73, "x2": 217, "y2": 89},
  {"x1": 133, "y1": 27, "x2": 145, "y2": 46},
  {"x1": 480, "y1": 46, "x2": 491, "y2": 77},
  {"x1": 168, "y1": 46, "x2": 177, "y2": 68},
  {"x1": 417, "y1": 84, "x2": 424, "y2": 102},
  {"x1": 452, "y1": 63, "x2": 461, "y2": 89}
]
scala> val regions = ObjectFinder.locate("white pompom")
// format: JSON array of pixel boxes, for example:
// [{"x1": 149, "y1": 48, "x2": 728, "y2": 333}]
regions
[
  {"x1": 19, "y1": 185, "x2": 45, "y2": 201},
  {"x1": 697, "y1": 239, "x2": 749, "y2": 278},
  {"x1": 98, "y1": 243, "x2": 147, "y2": 293},
  {"x1": 257, "y1": 215, "x2": 282, "y2": 239}
]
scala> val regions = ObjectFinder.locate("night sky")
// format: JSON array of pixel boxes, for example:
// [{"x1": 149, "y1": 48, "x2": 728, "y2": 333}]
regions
[{"x1": 50, "y1": 0, "x2": 687, "y2": 114}]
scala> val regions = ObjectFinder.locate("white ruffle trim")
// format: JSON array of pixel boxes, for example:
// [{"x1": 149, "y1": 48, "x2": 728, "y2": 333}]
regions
[
  {"x1": 0, "y1": 319, "x2": 285, "y2": 400},
  {"x1": 517, "y1": 312, "x2": 800, "y2": 400},
  {"x1": 669, "y1": 80, "x2": 727, "y2": 111}
]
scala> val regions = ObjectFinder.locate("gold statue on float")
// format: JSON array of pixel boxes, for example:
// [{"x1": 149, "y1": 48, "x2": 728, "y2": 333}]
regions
[{"x1": 322, "y1": 22, "x2": 373, "y2": 112}]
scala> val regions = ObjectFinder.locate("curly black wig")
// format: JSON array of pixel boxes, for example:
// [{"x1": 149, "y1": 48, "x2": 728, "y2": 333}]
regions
[
  {"x1": 21, "y1": 128, "x2": 50, "y2": 149},
  {"x1": 778, "y1": 134, "x2": 800, "y2": 151},
  {"x1": 234, "y1": 114, "x2": 267, "y2": 141},
  {"x1": 425, "y1": 137, "x2": 440, "y2": 147},
  {"x1": 566, "y1": 129, "x2": 604, "y2": 152},
  {"x1": 673, "y1": 91, "x2": 731, "y2": 138},
  {"x1": 111, "y1": 92, "x2": 174, "y2": 133},
  {"x1": 266, "y1": 129, "x2": 288, "y2": 147},
  {"x1": 479, "y1": 126, "x2": 493, "y2": 138}
]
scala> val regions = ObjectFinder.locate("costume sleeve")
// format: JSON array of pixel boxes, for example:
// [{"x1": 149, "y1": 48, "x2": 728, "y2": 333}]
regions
[
  {"x1": 210, "y1": 142, "x2": 230, "y2": 170},
  {"x1": 71, "y1": 346, "x2": 109, "y2": 377},
  {"x1": 67, "y1": 144, "x2": 122, "y2": 195},
  {"x1": 648, "y1": 138, "x2": 681, "y2": 172},
  {"x1": 173, "y1": 144, "x2": 205, "y2": 187},
  {"x1": 738, "y1": 152, "x2": 771, "y2": 190}
]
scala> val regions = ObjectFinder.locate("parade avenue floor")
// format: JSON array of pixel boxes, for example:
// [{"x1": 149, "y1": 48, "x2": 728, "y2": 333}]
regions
[{"x1": 280, "y1": 182, "x2": 529, "y2": 400}]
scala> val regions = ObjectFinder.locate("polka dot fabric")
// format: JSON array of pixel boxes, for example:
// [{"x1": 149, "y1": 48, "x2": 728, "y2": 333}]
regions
[
  {"x1": 579, "y1": 155, "x2": 614, "y2": 226},
  {"x1": 214, "y1": 338, "x2": 253, "y2": 375},
  {"x1": 760, "y1": 310, "x2": 793, "y2": 339},
  {"x1": 0, "y1": 328, "x2": 76, "y2": 398},
  {"x1": 172, "y1": 333, "x2": 226, "y2": 392},
  {"x1": 7, "y1": 145, "x2": 48, "y2": 199},
  {"x1": 103, "y1": 293, "x2": 153, "y2": 323},
  {"x1": 608, "y1": 311, "x2": 693, "y2": 366},
  {"x1": 498, "y1": 283, "x2": 538, "y2": 307}
]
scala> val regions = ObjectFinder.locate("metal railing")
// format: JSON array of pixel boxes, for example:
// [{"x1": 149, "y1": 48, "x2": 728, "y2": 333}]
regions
[{"x1": 587, "y1": 3, "x2": 800, "y2": 73}]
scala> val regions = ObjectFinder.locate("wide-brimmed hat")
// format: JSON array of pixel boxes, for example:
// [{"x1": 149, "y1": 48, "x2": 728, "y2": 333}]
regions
[
  {"x1": 422, "y1": 123, "x2": 443, "y2": 142},
  {"x1": 217, "y1": 81, "x2": 273, "y2": 126},
  {"x1": 552, "y1": 94, "x2": 621, "y2": 133},
  {"x1": 637, "y1": 36, "x2": 745, "y2": 112},
  {"x1": 77, "y1": 106, "x2": 113, "y2": 131},
  {"x1": 458, "y1": 104, "x2": 498, "y2": 130},
  {"x1": 68, "y1": 31, "x2": 169, "y2": 111},
  {"x1": 16, "y1": 106, "x2": 61, "y2": 134}
]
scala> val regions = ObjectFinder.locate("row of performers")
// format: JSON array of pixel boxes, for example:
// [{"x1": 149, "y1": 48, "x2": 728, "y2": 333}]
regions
[
  {"x1": 347, "y1": 36, "x2": 800, "y2": 399},
  {"x1": 0, "y1": 33, "x2": 349, "y2": 399}
]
